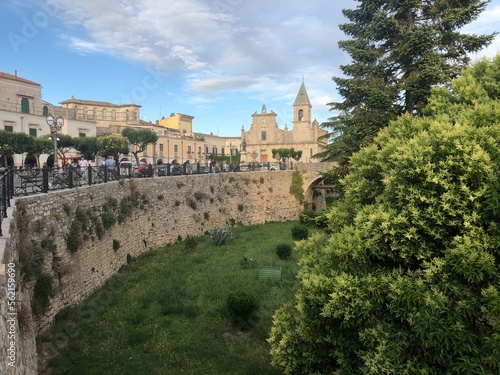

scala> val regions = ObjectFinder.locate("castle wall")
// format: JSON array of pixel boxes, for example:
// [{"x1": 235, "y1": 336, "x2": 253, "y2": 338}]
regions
[{"x1": 0, "y1": 170, "x2": 304, "y2": 374}]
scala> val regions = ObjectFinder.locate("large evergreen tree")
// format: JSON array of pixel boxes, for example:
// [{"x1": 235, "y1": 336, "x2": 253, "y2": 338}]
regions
[
  {"x1": 317, "y1": 0, "x2": 495, "y2": 162},
  {"x1": 269, "y1": 56, "x2": 500, "y2": 374}
]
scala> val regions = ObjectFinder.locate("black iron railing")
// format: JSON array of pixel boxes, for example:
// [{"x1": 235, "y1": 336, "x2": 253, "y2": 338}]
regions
[{"x1": 5, "y1": 161, "x2": 287, "y2": 198}]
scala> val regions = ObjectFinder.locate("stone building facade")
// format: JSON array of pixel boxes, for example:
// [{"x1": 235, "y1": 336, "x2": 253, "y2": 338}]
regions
[
  {"x1": 241, "y1": 80, "x2": 327, "y2": 164},
  {"x1": 0, "y1": 71, "x2": 96, "y2": 167}
]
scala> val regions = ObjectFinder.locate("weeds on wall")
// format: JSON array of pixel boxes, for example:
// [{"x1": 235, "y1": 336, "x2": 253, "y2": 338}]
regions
[
  {"x1": 32, "y1": 273, "x2": 55, "y2": 316},
  {"x1": 194, "y1": 191, "x2": 206, "y2": 201},
  {"x1": 187, "y1": 198, "x2": 197, "y2": 210},
  {"x1": 67, "y1": 220, "x2": 83, "y2": 254},
  {"x1": 289, "y1": 169, "x2": 305, "y2": 204},
  {"x1": 237, "y1": 204, "x2": 244, "y2": 212},
  {"x1": 62, "y1": 203, "x2": 72, "y2": 216}
]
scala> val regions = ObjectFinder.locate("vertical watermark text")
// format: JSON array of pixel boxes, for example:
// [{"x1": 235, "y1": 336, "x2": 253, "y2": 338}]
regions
[{"x1": 6, "y1": 262, "x2": 17, "y2": 368}]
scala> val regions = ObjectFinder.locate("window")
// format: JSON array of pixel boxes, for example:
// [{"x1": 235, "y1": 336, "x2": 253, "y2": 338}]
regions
[
  {"x1": 83, "y1": 107, "x2": 88, "y2": 120},
  {"x1": 73, "y1": 106, "x2": 78, "y2": 119},
  {"x1": 198, "y1": 147, "x2": 202, "y2": 155},
  {"x1": 4, "y1": 122, "x2": 14, "y2": 132},
  {"x1": 125, "y1": 109, "x2": 129, "y2": 121},
  {"x1": 102, "y1": 109, "x2": 107, "y2": 120},
  {"x1": 221, "y1": 147, "x2": 225, "y2": 156},
  {"x1": 212, "y1": 147, "x2": 217, "y2": 155},
  {"x1": 187, "y1": 146, "x2": 192, "y2": 155},
  {"x1": 159, "y1": 143, "x2": 164, "y2": 156},
  {"x1": 111, "y1": 110, "x2": 116, "y2": 121},
  {"x1": 42, "y1": 105, "x2": 49, "y2": 116},
  {"x1": 298, "y1": 109, "x2": 304, "y2": 121},
  {"x1": 93, "y1": 108, "x2": 97, "y2": 120},
  {"x1": 261, "y1": 131, "x2": 266, "y2": 141},
  {"x1": 29, "y1": 127, "x2": 37, "y2": 137},
  {"x1": 174, "y1": 144, "x2": 178, "y2": 157},
  {"x1": 78, "y1": 130, "x2": 87, "y2": 137},
  {"x1": 205, "y1": 146, "x2": 209, "y2": 155},
  {"x1": 21, "y1": 98, "x2": 29, "y2": 113}
]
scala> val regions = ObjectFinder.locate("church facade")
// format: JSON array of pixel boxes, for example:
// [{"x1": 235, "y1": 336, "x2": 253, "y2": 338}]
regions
[{"x1": 241, "y1": 80, "x2": 327, "y2": 164}]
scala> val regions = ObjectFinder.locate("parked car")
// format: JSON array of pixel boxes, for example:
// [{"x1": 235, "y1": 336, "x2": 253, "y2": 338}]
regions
[
  {"x1": 171, "y1": 164, "x2": 183, "y2": 175},
  {"x1": 239, "y1": 164, "x2": 250, "y2": 172},
  {"x1": 157, "y1": 164, "x2": 169, "y2": 176}
]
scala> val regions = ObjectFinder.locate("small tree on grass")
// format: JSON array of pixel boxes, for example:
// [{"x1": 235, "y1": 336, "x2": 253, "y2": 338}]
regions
[
  {"x1": 276, "y1": 244, "x2": 292, "y2": 260},
  {"x1": 185, "y1": 235, "x2": 198, "y2": 254},
  {"x1": 291, "y1": 224, "x2": 309, "y2": 241},
  {"x1": 226, "y1": 292, "x2": 258, "y2": 330}
]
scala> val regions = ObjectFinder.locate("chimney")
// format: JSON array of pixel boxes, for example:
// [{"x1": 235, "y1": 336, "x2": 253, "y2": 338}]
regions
[{"x1": 14, "y1": 70, "x2": 17, "y2": 78}]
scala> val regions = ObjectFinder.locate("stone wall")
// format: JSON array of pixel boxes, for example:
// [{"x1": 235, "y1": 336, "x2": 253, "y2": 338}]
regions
[{"x1": 1, "y1": 169, "x2": 305, "y2": 374}]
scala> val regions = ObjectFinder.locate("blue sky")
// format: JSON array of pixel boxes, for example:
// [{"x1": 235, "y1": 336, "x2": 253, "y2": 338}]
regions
[{"x1": 1, "y1": 0, "x2": 499, "y2": 136}]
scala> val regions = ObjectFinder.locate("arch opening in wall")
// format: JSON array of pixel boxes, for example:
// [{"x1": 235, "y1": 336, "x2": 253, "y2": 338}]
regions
[
  {"x1": 24, "y1": 154, "x2": 37, "y2": 168},
  {"x1": 47, "y1": 154, "x2": 55, "y2": 168},
  {"x1": 304, "y1": 176, "x2": 336, "y2": 212},
  {"x1": 0, "y1": 154, "x2": 14, "y2": 168}
]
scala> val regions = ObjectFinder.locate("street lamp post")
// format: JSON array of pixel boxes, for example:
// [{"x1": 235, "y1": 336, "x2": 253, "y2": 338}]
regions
[
  {"x1": 226, "y1": 140, "x2": 234, "y2": 167},
  {"x1": 46, "y1": 114, "x2": 64, "y2": 168}
]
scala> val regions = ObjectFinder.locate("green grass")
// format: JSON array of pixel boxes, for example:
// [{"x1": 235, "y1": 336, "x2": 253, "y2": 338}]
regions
[{"x1": 39, "y1": 221, "x2": 303, "y2": 375}]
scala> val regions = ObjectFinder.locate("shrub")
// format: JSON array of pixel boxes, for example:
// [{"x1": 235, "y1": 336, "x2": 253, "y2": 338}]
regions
[
  {"x1": 211, "y1": 227, "x2": 234, "y2": 246},
  {"x1": 101, "y1": 211, "x2": 116, "y2": 228},
  {"x1": 237, "y1": 204, "x2": 244, "y2": 212},
  {"x1": 113, "y1": 239, "x2": 121, "y2": 251},
  {"x1": 226, "y1": 292, "x2": 258, "y2": 330},
  {"x1": 291, "y1": 225, "x2": 309, "y2": 241},
  {"x1": 185, "y1": 235, "x2": 198, "y2": 253},
  {"x1": 239, "y1": 256, "x2": 256, "y2": 269},
  {"x1": 276, "y1": 243, "x2": 293, "y2": 260},
  {"x1": 67, "y1": 220, "x2": 83, "y2": 253}
]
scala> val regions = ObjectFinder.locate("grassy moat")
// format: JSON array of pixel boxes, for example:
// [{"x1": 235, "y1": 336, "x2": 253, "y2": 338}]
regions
[{"x1": 38, "y1": 221, "x2": 305, "y2": 374}]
